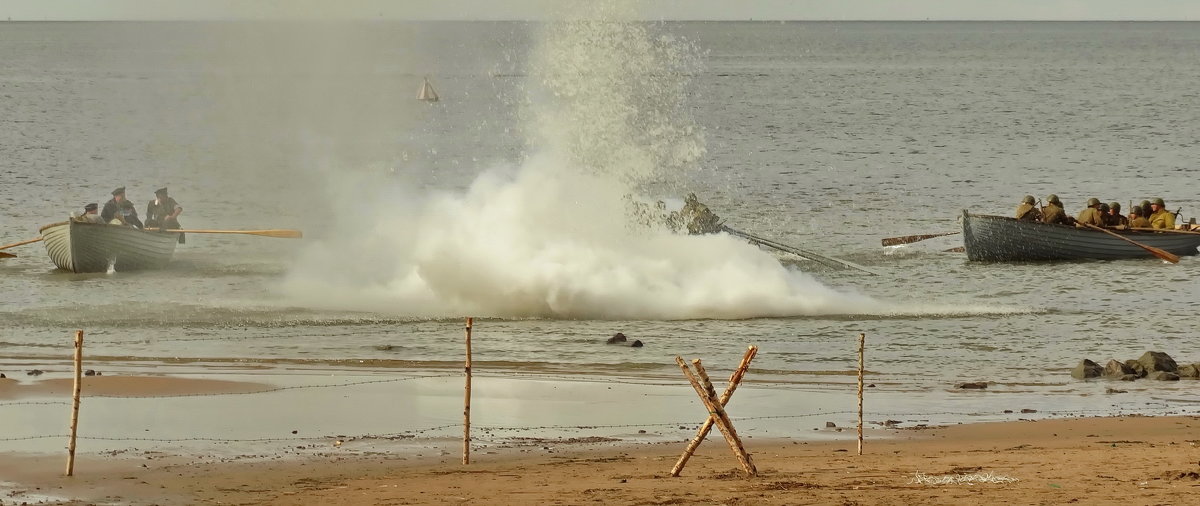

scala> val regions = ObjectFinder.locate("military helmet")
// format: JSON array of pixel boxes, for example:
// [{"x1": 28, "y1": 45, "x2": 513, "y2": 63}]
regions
[
  {"x1": 1131, "y1": 205, "x2": 1143, "y2": 216},
  {"x1": 1046, "y1": 194, "x2": 1061, "y2": 205},
  {"x1": 1098, "y1": 203, "x2": 1110, "y2": 213},
  {"x1": 1109, "y1": 202, "x2": 1121, "y2": 211},
  {"x1": 1086, "y1": 197, "x2": 1100, "y2": 207},
  {"x1": 1152, "y1": 197, "x2": 1165, "y2": 207},
  {"x1": 1022, "y1": 195, "x2": 1035, "y2": 205},
  {"x1": 1140, "y1": 199, "x2": 1152, "y2": 209}
]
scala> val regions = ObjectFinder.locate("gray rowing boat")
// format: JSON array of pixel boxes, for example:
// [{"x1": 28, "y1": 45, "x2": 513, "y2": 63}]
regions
[
  {"x1": 39, "y1": 220, "x2": 181, "y2": 273},
  {"x1": 962, "y1": 210, "x2": 1200, "y2": 261}
]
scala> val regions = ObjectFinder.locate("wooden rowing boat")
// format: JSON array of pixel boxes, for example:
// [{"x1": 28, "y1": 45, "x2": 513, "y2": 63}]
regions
[
  {"x1": 38, "y1": 220, "x2": 181, "y2": 273},
  {"x1": 961, "y1": 210, "x2": 1200, "y2": 261}
]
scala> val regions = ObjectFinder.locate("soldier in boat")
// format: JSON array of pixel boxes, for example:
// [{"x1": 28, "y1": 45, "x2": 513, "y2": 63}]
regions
[
  {"x1": 1015, "y1": 195, "x2": 1042, "y2": 221},
  {"x1": 1041, "y1": 194, "x2": 1074, "y2": 225},
  {"x1": 1129, "y1": 205, "x2": 1151, "y2": 228},
  {"x1": 77, "y1": 203, "x2": 104, "y2": 224},
  {"x1": 1104, "y1": 202, "x2": 1129, "y2": 229},
  {"x1": 101, "y1": 187, "x2": 143, "y2": 228},
  {"x1": 1075, "y1": 198, "x2": 1104, "y2": 227},
  {"x1": 1148, "y1": 198, "x2": 1176, "y2": 230},
  {"x1": 145, "y1": 187, "x2": 185, "y2": 243}
]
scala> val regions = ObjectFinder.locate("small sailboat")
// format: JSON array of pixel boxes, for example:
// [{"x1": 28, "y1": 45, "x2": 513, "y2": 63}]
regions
[{"x1": 417, "y1": 77, "x2": 439, "y2": 102}]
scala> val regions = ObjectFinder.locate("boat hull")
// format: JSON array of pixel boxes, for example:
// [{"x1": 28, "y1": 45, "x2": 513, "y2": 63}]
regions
[
  {"x1": 961, "y1": 210, "x2": 1200, "y2": 261},
  {"x1": 39, "y1": 221, "x2": 180, "y2": 273}
]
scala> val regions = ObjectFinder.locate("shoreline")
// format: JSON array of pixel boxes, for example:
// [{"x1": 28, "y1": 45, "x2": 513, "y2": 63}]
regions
[{"x1": 3, "y1": 415, "x2": 1198, "y2": 504}]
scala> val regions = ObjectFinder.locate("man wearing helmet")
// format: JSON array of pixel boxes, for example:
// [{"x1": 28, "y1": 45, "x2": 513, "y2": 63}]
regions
[
  {"x1": 1075, "y1": 198, "x2": 1104, "y2": 227},
  {"x1": 1015, "y1": 195, "x2": 1042, "y2": 221},
  {"x1": 1148, "y1": 198, "x2": 1176, "y2": 229},
  {"x1": 1129, "y1": 206, "x2": 1151, "y2": 228},
  {"x1": 1041, "y1": 194, "x2": 1073, "y2": 225},
  {"x1": 1104, "y1": 202, "x2": 1129, "y2": 229}
]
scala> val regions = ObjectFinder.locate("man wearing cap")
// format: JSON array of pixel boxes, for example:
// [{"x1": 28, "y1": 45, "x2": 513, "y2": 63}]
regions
[
  {"x1": 101, "y1": 187, "x2": 143, "y2": 228},
  {"x1": 1041, "y1": 194, "x2": 1073, "y2": 225},
  {"x1": 78, "y1": 203, "x2": 104, "y2": 224},
  {"x1": 1075, "y1": 198, "x2": 1104, "y2": 227},
  {"x1": 1148, "y1": 198, "x2": 1176, "y2": 230},
  {"x1": 1015, "y1": 195, "x2": 1042, "y2": 221},
  {"x1": 145, "y1": 187, "x2": 184, "y2": 243}
]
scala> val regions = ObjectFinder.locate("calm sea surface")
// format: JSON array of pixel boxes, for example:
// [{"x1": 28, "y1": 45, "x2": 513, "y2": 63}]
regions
[{"x1": 2, "y1": 21, "x2": 1200, "y2": 419}]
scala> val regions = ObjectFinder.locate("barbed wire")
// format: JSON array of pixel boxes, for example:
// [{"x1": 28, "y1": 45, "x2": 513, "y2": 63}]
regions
[
  {"x1": 3, "y1": 405, "x2": 1192, "y2": 446},
  {"x1": 0, "y1": 400, "x2": 71, "y2": 407}
]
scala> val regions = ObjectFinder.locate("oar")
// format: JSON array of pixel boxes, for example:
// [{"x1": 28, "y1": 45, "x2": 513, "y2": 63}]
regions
[
  {"x1": 0, "y1": 237, "x2": 43, "y2": 254},
  {"x1": 1077, "y1": 222, "x2": 1179, "y2": 263},
  {"x1": 881, "y1": 231, "x2": 960, "y2": 247},
  {"x1": 149, "y1": 228, "x2": 303, "y2": 239},
  {"x1": 722, "y1": 226, "x2": 878, "y2": 275},
  {"x1": 0, "y1": 252, "x2": 15, "y2": 258}
]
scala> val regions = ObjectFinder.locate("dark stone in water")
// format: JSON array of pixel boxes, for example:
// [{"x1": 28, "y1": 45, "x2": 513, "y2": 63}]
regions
[
  {"x1": 26, "y1": 369, "x2": 43, "y2": 376},
  {"x1": 1103, "y1": 359, "x2": 1134, "y2": 378},
  {"x1": 630, "y1": 340, "x2": 643, "y2": 348},
  {"x1": 606, "y1": 333, "x2": 627, "y2": 344},
  {"x1": 1179, "y1": 364, "x2": 1200, "y2": 378},
  {"x1": 1070, "y1": 359, "x2": 1103, "y2": 380},
  {"x1": 84, "y1": 369, "x2": 96, "y2": 376},
  {"x1": 955, "y1": 382, "x2": 988, "y2": 389},
  {"x1": 826, "y1": 421, "x2": 837, "y2": 428},
  {"x1": 1137, "y1": 351, "x2": 1178, "y2": 374},
  {"x1": 1124, "y1": 360, "x2": 1148, "y2": 378},
  {"x1": 0, "y1": 373, "x2": 5, "y2": 379}
]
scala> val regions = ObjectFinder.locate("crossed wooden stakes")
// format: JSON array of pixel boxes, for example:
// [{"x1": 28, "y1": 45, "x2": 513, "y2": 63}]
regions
[{"x1": 671, "y1": 345, "x2": 758, "y2": 477}]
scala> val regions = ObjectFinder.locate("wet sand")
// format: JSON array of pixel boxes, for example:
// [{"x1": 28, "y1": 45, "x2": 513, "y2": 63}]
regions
[
  {"x1": 3, "y1": 415, "x2": 1199, "y2": 505},
  {"x1": 0, "y1": 375, "x2": 271, "y2": 399}
]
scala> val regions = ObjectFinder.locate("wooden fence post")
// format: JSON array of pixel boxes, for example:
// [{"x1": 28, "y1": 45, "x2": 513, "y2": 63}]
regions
[
  {"x1": 463, "y1": 317, "x2": 473, "y2": 465},
  {"x1": 66, "y1": 329, "x2": 83, "y2": 476},
  {"x1": 857, "y1": 333, "x2": 865, "y2": 456}
]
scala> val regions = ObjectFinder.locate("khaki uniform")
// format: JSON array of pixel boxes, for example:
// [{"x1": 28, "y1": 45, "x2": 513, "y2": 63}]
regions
[
  {"x1": 1015, "y1": 203, "x2": 1042, "y2": 221},
  {"x1": 1042, "y1": 204, "x2": 1071, "y2": 225},
  {"x1": 1130, "y1": 216, "x2": 1151, "y2": 228},
  {"x1": 1150, "y1": 209, "x2": 1176, "y2": 229},
  {"x1": 1075, "y1": 207, "x2": 1104, "y2": 227}
]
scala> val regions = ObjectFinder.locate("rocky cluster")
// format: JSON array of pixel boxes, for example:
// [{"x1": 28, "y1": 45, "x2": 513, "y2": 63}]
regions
[{"x1": 1071, "y1": 351, "x2": 1198, "y2": 381}]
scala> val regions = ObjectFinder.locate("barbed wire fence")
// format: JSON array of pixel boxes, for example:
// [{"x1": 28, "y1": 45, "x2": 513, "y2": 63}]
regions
[{"x1": 3, "y1": 325, "x2": 1198, "y2": 477}]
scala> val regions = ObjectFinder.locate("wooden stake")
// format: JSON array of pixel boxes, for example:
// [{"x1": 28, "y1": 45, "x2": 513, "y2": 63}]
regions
[
  {"x1": 675, "y1": 357, "x2": 757, "y2": 476},
  {"x1": 857, "y1": 333, "x2": 865, "y2": 456},
  {"x1": 463, "y1": 317, "x2": 473, "y2": 465},
  {"x1": 671, "y1": 346, "x2": 757, "y2": 477},
  {"x1": 66, "y1": 329, "x2": 83, "y2": 476}
]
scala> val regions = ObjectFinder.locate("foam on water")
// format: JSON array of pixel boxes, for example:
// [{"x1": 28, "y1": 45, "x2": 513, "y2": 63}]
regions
[{"x1": 280, "y1": 3, "x2": 1016, "y2": 320}]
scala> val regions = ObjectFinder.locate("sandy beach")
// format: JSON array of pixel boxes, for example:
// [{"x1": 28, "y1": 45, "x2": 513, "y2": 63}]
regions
[
  {"x1": 2, "y1": 415, "x2": 1198, "y2": 505},
  {"x1": 2, "y1": 373, "x2": 1198, "y2": 505}
]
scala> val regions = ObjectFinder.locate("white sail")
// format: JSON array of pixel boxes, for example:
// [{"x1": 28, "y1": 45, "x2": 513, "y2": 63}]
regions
[{"x1": 417, "y1": 77, "x2": 439, "y2": 102}]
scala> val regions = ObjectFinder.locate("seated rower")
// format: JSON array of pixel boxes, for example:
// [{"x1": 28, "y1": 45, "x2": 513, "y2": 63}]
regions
[
  {"x1": 101, "y1": 187, "x2": 143, "y2": 228},
  {"x1": 76, "y1": 203, "x2": 104, "y2": 223},
  {"x1": 1075, "y1": 198, "x2": 1104, "y2": 228},
  {"x1": 1148, "y1": 198, "x2": 1176, "y2": 230},
  {"x1": 1104, "y1": 202, "x2": 1129, "y2": 229},
  {"x1": 1129, "y1": 206, "x2": 1151, "y2": 228},
  {"x1": 1015, "y1": 195, "x2": 1042, "y2": 221},
  {"x1": 145, "y1": 187, "x2": 185, "y2": 243},
  {"x1": 1041, "y1": 194, "x2": 1074, "y2": 225}
]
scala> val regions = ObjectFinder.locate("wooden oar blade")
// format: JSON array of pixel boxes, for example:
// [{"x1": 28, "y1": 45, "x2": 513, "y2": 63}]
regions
[
  {"x1": 256, "y1": 229, "x2": 303, "y2": 239},
  {"x1": 0, "y1": 251, "x2": 16, "y2": 258}
]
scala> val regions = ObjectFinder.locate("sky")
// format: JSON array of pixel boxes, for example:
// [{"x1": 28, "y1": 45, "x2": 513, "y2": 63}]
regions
[{"x1": 3, "y1": 0, "x2": 1200, "y2": 21}]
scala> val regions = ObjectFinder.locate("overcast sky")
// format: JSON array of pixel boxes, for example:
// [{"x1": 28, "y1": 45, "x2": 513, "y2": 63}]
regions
[{"x1": 4, "y1": 0, "x2": 1200, "y2": 21}]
